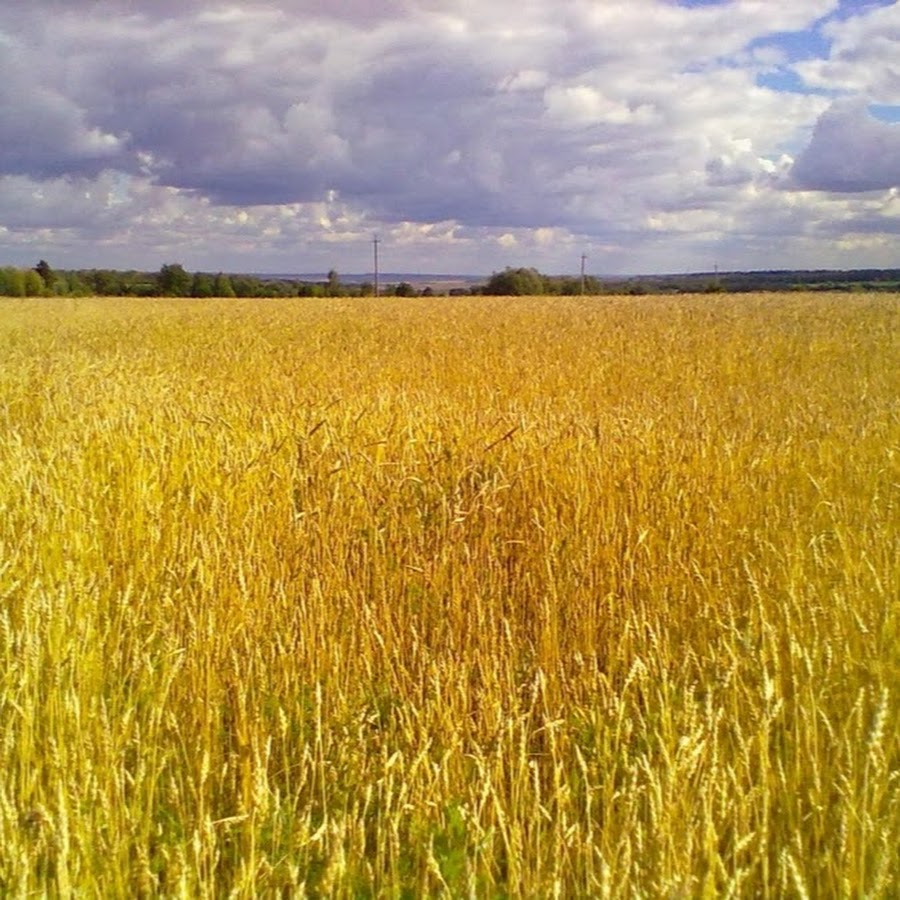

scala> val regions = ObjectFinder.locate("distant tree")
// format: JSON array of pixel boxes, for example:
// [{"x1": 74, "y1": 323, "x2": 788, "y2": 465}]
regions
[
  {"x1": 24, "y1": 269, "x2": 45, "y2": 296},
  {"x1": 230, "y1": 276, "x2": 256, "y2": 297},
  {"x1": 190, "y1": 272, "x2": 214, "y2": 298},
  {"x1": 393, "y1": 281, "x2": 417, "y2": 298},
  {"x1": 327, "y1": 269, "x2": 341, "y2": 297},
  {"x1": 66, "y1": 272, "x2": 91, "y2": 296},
  {"x1": 45, "y1": 273, "x2": 68, "y2": 295},
  {"x1": 34, "y1": 259, "x2": 55, "y2": 289},
  {"x1": 297, "y1": 282, "x2": 325, "y2": 298},
  {"x1": 484, "y1": 267, "x2": 546, "y2": 296},
  {"x1": 270, "y1": 280, "x2": 298, "y2": 298},
  {"x1": 0, "y1": 267, "x2": 26, "y2": 296},
  {"x1": 127, "y1": 277, "x2": 158, "y2": 297},
  {"x1": 213, "y1": 272, "x2": 236, "y2": 298},
  {"x1": 554, "y1": 275, "x2": 602, "y2": 295},
  {"x1": 158, "y1": 263, "x2": 192, "y2": 297},
  {"x1": 421, "y1": 286, "x2": 435, "y2": 297},
  {"x1": 91, "y1": 269, "x2": 123, "y2": 295}
]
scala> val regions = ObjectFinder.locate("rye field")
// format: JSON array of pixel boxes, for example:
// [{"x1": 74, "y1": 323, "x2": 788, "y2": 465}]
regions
[{"x1": 0, "y1": 292, "x2": 897, "y2": 898}]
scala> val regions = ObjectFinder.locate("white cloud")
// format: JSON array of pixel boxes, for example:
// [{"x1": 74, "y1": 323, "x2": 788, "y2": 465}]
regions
[
  {"x1": 544, "y1": 85, "x2": 657, "y2": 126},
  {"x1": 0, "y1": 0, "x2": 898, "y2": 274},
  {"x1": 795, "y1": 3, "x2": 900, "y2": 102}
]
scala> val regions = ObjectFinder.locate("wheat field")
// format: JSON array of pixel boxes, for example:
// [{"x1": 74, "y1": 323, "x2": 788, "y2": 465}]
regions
[{"x1": 0, "y1": 293, "x2": 897, "y2": 897}]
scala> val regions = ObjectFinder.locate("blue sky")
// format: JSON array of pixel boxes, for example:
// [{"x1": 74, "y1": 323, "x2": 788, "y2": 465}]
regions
[
  {"x1": 752, "y1": 0, "x2": 893, "y2": 94},
  {"x1": 0, "y1": 0, "x2": 898, "y2": 275}
]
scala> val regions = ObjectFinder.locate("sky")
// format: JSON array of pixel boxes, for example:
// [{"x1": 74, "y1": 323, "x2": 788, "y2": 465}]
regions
[{"x1": 0, "y1": 0, "x2": 898, "y2": 276}]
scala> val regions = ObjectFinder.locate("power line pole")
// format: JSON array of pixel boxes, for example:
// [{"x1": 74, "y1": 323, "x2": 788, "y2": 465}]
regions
[
  {"x1": 581, "y1": 253, "x2": 587, "y2": 295},
  {"x1": 373, "y1": 235, "x2": 380, "y2": 298}
]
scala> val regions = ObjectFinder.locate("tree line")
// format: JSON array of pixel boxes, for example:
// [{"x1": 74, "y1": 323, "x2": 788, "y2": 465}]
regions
[
  {"x1": 0, "y1": 261, "x2": 281, "y2": 298},
  {"x1": 0, "y1": 262, "x2": 607, "y2": 298},
  {"x1": 0, "y1": 262, "x2": 445, "y2": 298},
  {"x1": 2, "y1": 260, "x2": 899, "y2": 298}
]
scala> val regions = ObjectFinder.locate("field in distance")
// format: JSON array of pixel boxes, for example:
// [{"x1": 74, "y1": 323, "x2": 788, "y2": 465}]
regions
[{"x1": 1, "y1": 293, "x2": 897, "y2": 896}]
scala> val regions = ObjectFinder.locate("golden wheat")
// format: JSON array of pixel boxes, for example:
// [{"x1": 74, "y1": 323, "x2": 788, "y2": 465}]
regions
[{"x1": 0, "y1": 293, "x2": 897, "y2": 897}]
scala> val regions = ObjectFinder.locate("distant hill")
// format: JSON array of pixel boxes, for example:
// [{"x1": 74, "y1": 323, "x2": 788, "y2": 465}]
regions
[
  {"x1": 600, "y1": 268, "x2": 900, "y2": 294},
  {"x1": 259, "y1": 273, "x2": 484, "y2": 290}
]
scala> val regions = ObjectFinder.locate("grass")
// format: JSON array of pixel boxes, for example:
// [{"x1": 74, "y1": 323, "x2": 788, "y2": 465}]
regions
[{"x1": 0, "y1": 292, "x2": 898, "y2": 897}]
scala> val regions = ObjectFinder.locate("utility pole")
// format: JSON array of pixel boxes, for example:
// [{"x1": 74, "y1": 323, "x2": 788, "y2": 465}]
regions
[
  {"x1": 581, "y1": 253, "x2": 587, "y2": 295},
  {"x1": 373, "y1": 235, "x2": 380, "y2": 298}
]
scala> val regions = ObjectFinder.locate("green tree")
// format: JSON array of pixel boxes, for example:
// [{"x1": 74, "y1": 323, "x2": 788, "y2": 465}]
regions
[
  {"x1": 24, "y1": 269, "x2": 45, "y2": 296},
  {"x1": 394, "y1": 281, "x2": 417, "y2": 297},
  {"x1": 233, "y1": 275, "x2": 274, "y2": 297},
  {"x1": 191, "y1": 272, "x2": 214, "y2": 298},
  {"x1": 0, "y1": 267, "x2": 24, "y2": 296},
  {"x1": 91, "y1": 270, "x2": 123, "y2": 295},
  {"x1": 213, "y1": 273, "x2": 236, "y2": 298},
  {"x1": 327, "y1": 269, "x2": 341, "y2": 297},
  {"x1": 158, "y1": 263, "x2": 192, "y2": 297},
  {"x1": 47, "y1": 273, "x2": 69, "y2": 295},
  {"x1": 297, "y1": 282, "x2": 325, "y2": 298},
  {"x1": 484, "y1": 267, "x2": 546, "y2": 296},
  {"x1": 66, "y1": 272, "x2": 91, "y2": 297},
  {"x1": 35, "y1": 259, "x2": 55, "y2": 290}
]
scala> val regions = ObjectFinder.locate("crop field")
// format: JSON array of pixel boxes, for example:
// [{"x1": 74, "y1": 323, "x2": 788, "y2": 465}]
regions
[{"x1": 0, "y1": 293, "x2": 898, "y2": 897}]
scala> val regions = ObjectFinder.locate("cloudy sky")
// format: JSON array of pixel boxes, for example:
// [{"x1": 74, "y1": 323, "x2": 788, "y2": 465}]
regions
[{"x1": 1, "y1": 0, "x2": 898, "y2": 276}]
